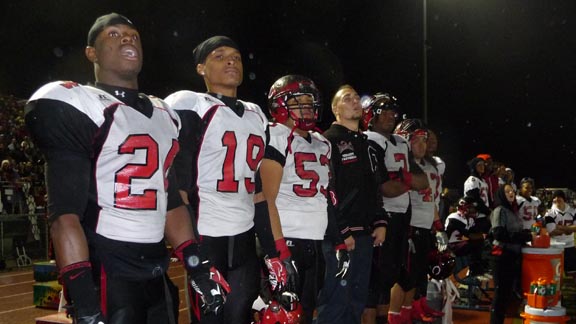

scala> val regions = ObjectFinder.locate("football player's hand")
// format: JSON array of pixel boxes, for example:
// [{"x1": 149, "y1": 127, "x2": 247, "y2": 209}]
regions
[
  {"x1": 189, "y1": 265, "x2": 231, "y2": 315},
  {"x1": 76, "y1": 312, "x2": 106, "y2": 324},
  {"x1": 334, "y1": 245, "x2": 350, "y2": 279},
  {"x1": 390, "y1": 167, "x2": 413, "y2": 190},
  {"x1": 181, "y1": 242, "x2": 231, "y2": 315},
  {"x1": 265, "y1": 256, "x2": 298, "y2": 292},
  {"x1": 436, "y1": 231, "x2": 449, "y2": 252}
]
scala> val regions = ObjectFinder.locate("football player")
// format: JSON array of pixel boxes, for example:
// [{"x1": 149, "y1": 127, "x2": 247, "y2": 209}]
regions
[
  {"x1": 463, "y1": 157, "x2": 491, "y2": 233},
  {"x1": 165, "y1": 36, "x2": 292, "y2": 323},
  {"x1": 395, "y1": 120, "x2": 446, "y2": 322},
  {"x1": 25, "y1": 13, "x2": 224, "y2": 324},
  {"x1": 545, "y1": 190, "x2": 576, "y2": 283},
  {"x1": 260, "y1": 75, "x2": 350, "y2": 324},
  {"x1": 516, "y1": 177, "x2": 541, "y2": 230},
  {"x1": 360, "y1": 94, "x2": 429, "y2": 324}
]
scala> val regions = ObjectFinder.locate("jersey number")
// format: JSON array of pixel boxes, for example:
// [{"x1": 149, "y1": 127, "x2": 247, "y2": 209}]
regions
[
  {"x1": 217, "y1": 131, "x2": 265, "y2": 193},
  {"x1": 293, "y1": 152, "x2": 329, "y2": 197},
  {"x1": 114, "y1": 135, "x2": 179, "y2": 210}
]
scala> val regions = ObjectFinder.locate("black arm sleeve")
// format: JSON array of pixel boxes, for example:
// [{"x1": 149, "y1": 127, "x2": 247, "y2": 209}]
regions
[
  {"x1": 263, "y1": 145, "x2": 286, "y2": 167},
  {"x1": 446, "y1": 218, "x2": 468, "y2": 239},
  {"x1": 253, "y1": 171, "x2": 277, "y2": 258},
  {"x1": 465, "y1": 187, "x2": 491, "y2": 215},
  {"x1": 173, "y1": 110, "x2": 201, "y2": 193},
  {"x1": 25, "y1": 99, "x2": 96, "y2": 221},
  {"x1": 166, "y1": 168, "x2": 184, "y2": 211}
]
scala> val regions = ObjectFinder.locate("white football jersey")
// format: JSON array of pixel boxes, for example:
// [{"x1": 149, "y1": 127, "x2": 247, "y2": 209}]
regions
[
  {"x1": 30, "y1": 81, "x2": 180, "y2": 243},
  {"x1": 445, "y1": 211, "x2": 475, "y2": 243},
  {"x1": 268, "y1": 123, "x2": 331, "y2": 240},
  {"x1": 166, "y1": 91, "x2": 268, "y2": 236},
  {"x1": 463, "y1": 175, "x2": 489, "y2": 218},
  {"x1": 546, "y1": 204, "x2": 576, "y2": 248},
  {"x1": 409, "y1": 160, "x2": 439, "y2": 229},
  {"x1": 365, "y1": 131, "x2": 410, "y2": 213},
  {"x1": 517, "y1": 195, "x2": 541, "y2": 230}
]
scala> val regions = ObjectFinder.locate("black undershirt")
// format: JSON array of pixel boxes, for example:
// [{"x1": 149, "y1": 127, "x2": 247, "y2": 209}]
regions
[{"x1": 208, "y1": 92, "x2": 244, "y2": 117}]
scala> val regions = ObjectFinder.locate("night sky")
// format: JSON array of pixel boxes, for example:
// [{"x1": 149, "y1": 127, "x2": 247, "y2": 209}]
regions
[{"x1": 2, "y1": 0, "x2": 576, "y2": 192}]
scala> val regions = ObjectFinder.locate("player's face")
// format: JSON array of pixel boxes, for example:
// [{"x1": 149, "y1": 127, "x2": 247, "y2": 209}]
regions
[
  {"x1": 427, "y1": 130, "x2": 438, "y2": 155},
  {"x1": 373, "y1": 109, "x2": 397, "y2": 134},
  {"x1": 475, "y1": 161, "x2": 485, "y2": 175},
  {"x1": 333, "y1": 88, "x2": 362, "y2": 122},
  {"x1": 520, "y1": 182, "x2": 533, "y2": 198},
  {"x1": 88, "y1": 24, "x2": 143, "y2": 83},
  {"x1": 411, "y1": 135, "x2": 427, "y2": 159},
  {"x1": 287, "y1": 95, "x2": 315, "y2": 120},
  {"x1": 554, "y1": 196, "x2": 565, "y2": 208},
  {"x1": 504, "y1": 185, "x2": 516, "y2": 203},
  {"x1": 198, "y1": 46, "x2": 243, "y2": 91}
]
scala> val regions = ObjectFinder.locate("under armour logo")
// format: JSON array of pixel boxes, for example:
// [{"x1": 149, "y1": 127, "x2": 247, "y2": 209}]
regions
[{"x1": 115, "y1": 90, "x2": 126, "y2": 98}]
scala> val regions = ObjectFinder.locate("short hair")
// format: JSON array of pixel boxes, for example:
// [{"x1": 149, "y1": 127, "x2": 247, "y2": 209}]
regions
[{"x1": 331, "y1": 84, "x2": 355, "y2": 111}]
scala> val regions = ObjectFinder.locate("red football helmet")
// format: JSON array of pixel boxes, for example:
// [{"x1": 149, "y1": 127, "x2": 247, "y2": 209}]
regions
[
  {"x1": 258, "y1": 291, "x2": 302, "y2": 324},
  {"x1": 360, "y1": 92, "x2": 400, "y2": 130},
  {"x1": 457, "y1": 196, "x2": 478, "y2": 219},
  {"x1": 427, "y1": 249, "x2": 456, "y2": 280},
  {"x1": 393, "y1": 118, "x2": 428, "y2": 142},
  {"x1": 268, "y1": 75, "x2": 321, "y2": 131}
]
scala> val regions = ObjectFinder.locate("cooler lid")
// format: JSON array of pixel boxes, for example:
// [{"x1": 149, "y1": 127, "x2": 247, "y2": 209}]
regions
[
  {"x1": 522, "y1": 247, "x2": 563, "y2": 255},
  {"x1": 524, "y1": 305, "x2": 566, "y2": 316}
]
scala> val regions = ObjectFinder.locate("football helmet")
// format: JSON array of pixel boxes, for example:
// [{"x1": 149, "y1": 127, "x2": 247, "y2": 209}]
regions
[
  {"x1": 427, "y1": 249, "x2": 456, "y2": 280},
  {"x1": 360, "y1": 92, "x2": 400, "y2": 130},
  {"x1": 268, "y1": 75, "x2": 321, "y2": 131},
  {"x1": 258, "y1": 291, "x2": 302, "y2": 324},
  {"x1": 393, "y1": 118, "x2": 428, "y2": 142},
  {"x1": 457, "y1": 196, "x2": 478, "y2": 219}
]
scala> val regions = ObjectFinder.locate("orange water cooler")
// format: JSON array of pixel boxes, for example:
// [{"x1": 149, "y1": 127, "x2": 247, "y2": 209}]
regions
[{"x1": 521, "y1": 246, "x2": 563, "y2": 307}]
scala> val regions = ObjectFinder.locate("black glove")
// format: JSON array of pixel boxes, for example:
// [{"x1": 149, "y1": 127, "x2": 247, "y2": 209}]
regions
[
  {"x1": 183, "y1": 243, "x2": 231, "y2": 315},
  {"x1": 335, "y1": 248, "x2": 350, "y2": 279}
]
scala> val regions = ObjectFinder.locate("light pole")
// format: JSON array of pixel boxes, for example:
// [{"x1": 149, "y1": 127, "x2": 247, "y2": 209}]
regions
[{"x1": 423, "y1": 0, "x2": 429, "y2": 124}]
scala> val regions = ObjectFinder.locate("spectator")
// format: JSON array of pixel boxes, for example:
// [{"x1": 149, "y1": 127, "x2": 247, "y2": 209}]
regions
[{"x1": 489, "y1": 184, "x2": 533, "y2": 324}]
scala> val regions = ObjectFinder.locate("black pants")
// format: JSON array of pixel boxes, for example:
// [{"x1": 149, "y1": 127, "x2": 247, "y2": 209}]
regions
[
  {"x1": 286, "y1": 238, "x2": 324, "y2": 324},
  {"x1": 104, "y1": 274, "x2": 179, "y2": 324},
  {"x1": 192, "y1": 228, "x2": 260, "y2": 324},
  {"x1": 490, "y1": 251, "x2": 521, "y2": 324}
]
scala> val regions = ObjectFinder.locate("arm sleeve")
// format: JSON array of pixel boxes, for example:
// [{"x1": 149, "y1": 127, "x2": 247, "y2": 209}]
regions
[
  {"x1": 253, "y1": 170, "x2": 277, "y2": 257},
  {"x1": 173, "y1": 110, "x2": 201, "y2": 201},
  {"x1": 446, "y1": 218, "x2": 467, "y2": 238},
  {"x1": 25, "y1": 99, "x2": 96, "y2": 220}
]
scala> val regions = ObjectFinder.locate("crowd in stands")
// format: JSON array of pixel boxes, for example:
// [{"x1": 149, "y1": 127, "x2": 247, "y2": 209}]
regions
[{"x1": 0, "y1": 94, "x2": 46, "y2": 215}]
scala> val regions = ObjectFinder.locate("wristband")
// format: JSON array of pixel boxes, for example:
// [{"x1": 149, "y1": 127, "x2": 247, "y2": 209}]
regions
[{"x1": 275, "y1": 239, "x2": 291, "y2": 260}]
